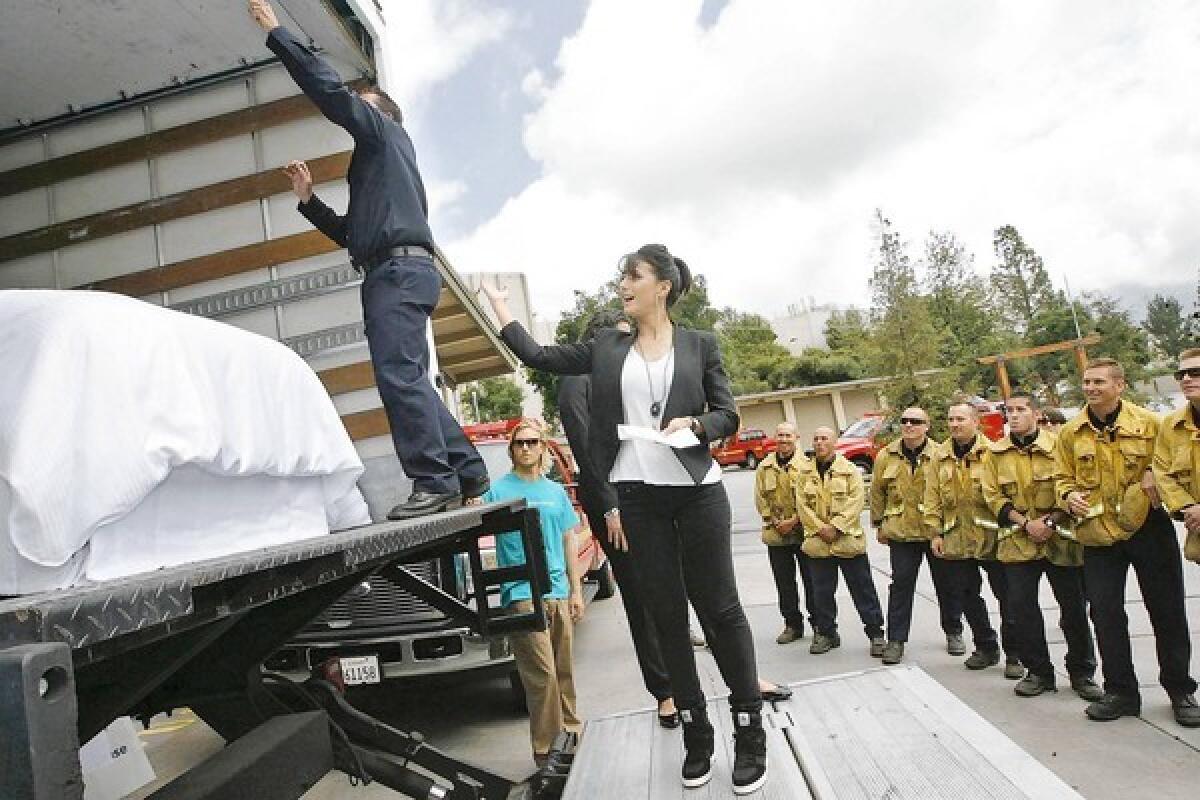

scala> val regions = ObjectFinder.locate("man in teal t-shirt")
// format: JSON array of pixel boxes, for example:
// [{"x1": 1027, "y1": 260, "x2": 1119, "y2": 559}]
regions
[{"x1": 473, "y1": 420, "x2": 583, "y2": 767}]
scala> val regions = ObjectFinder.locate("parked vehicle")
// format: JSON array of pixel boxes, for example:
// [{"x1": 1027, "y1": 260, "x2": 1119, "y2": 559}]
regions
[
  {"x1": 265, "y1": 418, "x2": 612, "y2": 708},
  {"x1": 711, "y1": 427, "x2": 778, "y2": 469}
]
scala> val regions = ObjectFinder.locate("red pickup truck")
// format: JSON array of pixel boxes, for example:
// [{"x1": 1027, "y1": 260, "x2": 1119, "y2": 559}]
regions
[{"x1": 711, "y1": 428, "x2": 778, "y2": 469}]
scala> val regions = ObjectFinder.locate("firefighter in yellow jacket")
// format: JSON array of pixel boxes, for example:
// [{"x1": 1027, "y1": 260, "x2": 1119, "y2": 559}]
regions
[
  {"x1": 1056, "y1": 357, "x2": 1198, "y2": 726},
  {"x1": 980, "y1": 391, "x2": 1101, "y2": 701},
  {"x1": 754, "y1": 422, "x2": 815, "y2": 644},
  {"x1": 870, "y1": 407, "x2": 964, "y2": 665},
  {"x1": 924, "y1": 400, "x2": 1021, "y2": 678},
  {"x1": 796, "y1": 427, "x2": 884, "y2": 656},
  {"x1": 1153, "y1": 347, "x2": 1200, "y2": 566}
]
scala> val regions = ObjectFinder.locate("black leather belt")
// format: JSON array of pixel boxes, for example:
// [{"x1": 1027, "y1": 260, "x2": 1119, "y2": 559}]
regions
[{"x1": 356, "y1": 245, "x2": 434, "y2": 273}]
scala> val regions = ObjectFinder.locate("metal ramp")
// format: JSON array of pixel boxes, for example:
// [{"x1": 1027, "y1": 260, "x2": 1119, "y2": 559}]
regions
[{"x1": 563, "y1": 666, "x2": 1083, "y2": 800}]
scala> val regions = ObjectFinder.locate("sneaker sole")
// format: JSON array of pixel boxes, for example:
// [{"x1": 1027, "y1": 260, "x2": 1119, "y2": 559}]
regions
[
  {"x1": 387, "y1": 497, "x2": 464, "y2": 520},
  {"x1": 682, "y1": 756, "x2": 715, "y2": 789},
  {"x1": 733, "y1": 767, "x2": 769, "y2": 795}
]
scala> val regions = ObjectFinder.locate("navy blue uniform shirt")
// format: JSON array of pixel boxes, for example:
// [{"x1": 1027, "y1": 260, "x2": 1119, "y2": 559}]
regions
[{"x1": 267, "y1": 26, "x2": 435, "y2": 264}]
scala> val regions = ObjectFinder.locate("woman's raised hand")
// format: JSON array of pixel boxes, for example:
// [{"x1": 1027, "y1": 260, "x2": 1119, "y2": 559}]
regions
[{"x1": 478, "y1": 279, "x2": 515, "y2": 326}]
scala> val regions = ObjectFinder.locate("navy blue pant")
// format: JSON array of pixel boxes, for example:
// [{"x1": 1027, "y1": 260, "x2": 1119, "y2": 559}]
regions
[
  {"x1": 767, "y1": 543, "x2": 816, "y2": 633},
  {"x1": 885, "y1": 540, "x2": 963, "y2": 642},
  {"x1": 584, "y1": 502, "x2": 672, "y2": 702},
  {"x1": 808, "y1": 554, "x2": 885, "y2": 639},
  {"x1": 361, "y1": 256, "x2": 484, "y2": 494},
  {"x1": 616, "y1": 481, "x2": 760, "y2": 712},
  {"x1": 942, "y1": 558, "x2": 1016, "y2": 656},
  {"x1": 1004, "y1": 560, "x2": 1096, "y2": 682},
  {"x1": 1083, "y1": 509, "x2": 1197, "y2": 698}
]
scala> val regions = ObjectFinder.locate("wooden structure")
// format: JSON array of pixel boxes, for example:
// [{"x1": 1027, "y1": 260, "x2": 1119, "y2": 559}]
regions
[{"x1": 977, "y1": 335, "x2": 1101, "y2": 401}]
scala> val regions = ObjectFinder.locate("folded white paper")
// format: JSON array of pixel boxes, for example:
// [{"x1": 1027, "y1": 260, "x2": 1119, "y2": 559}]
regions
[{"x1": 617, "y1": 424, "x2": 701, "y2": 449}]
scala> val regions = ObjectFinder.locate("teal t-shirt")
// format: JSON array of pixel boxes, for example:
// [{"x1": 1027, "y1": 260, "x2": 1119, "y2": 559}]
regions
[{"x1": 483, "y1": 472, "x2": 579, "y2": 607}]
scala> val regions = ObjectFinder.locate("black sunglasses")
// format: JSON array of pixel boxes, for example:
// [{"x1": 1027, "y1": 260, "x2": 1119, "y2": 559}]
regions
[
  {"x1": 899, "y1": 417, "x2": 928, "y2": 426},
  {"x1": 1175, "y1": 367, "x2": 1200, "y2": 380},
  {"x1": 512, "y1": 438, "x2": 542, "y2": 448}
]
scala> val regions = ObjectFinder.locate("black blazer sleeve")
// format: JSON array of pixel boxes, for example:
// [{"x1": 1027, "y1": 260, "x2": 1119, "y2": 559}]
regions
[
  {"x1": 558, "y1": 377, "x2": 618, "y2": 512},
  {"x1": 696, "y1": 331, "x2": 739, "y2": 443},
  {"x1": 500, "y1": 321, "x2": 593, "y2": 375}
]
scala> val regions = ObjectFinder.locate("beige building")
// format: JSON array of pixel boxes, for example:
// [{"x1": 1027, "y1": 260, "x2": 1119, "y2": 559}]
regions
[{"x1": 734, "y1": 376, "x2": 890, "y2": 440}]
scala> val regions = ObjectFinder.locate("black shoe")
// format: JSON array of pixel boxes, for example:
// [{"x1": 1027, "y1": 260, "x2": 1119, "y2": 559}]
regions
[
  {"x1": 882, "y1": 641, "x2": 904, "y2": 665},
  {"x1": 1014, "y1": 672, "x2": 1057, "y2": 697},
  {"x1": 776, "y1": 625, "x2": 802, "y2": 644},
  {"x1": 731, "y1": 707, "x2": 768, "y2": 795},
  {"x1": 460, "y1": 473, "x2": 491, "y2": 501},
  {"x1": 1085, "y1": 693, "x2": 1141, "y2": 722},
  {"x1": 1069, "y1": 675, "x2": 1105, "y2": 703},
  {"x1": 387, "y1": 490, "x2": 462, "y2": 520},
  {"x1": 964, "y1": 649, "x2": 1000, "y2": 670},
  {"x1": 810, "y1": 633, "x2": 840, "y2": 654},
  {"x1": 680, "y1": 707, "x2": 715, "y2": 788},
  {"x1": 1004, "y1": 658, "x2": 1024, "y2": 680},
  {"x1": 761, "y1": 684, "x2": 793, "y2": 703},
  {"x1": 946, "y1": 633, "x2": 966, "y2": 656},
  {"x1": 1170, "y1": 693, "x2": 1200, "y2": 728},
  {"x1": 869, "y1": 636, "x2": 886, "y2": 658}
]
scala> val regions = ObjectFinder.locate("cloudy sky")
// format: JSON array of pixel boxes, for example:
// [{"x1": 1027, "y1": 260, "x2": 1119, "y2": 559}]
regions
[{"x1": 381, "y1": 0, "x2": 1198, "y2": 322}]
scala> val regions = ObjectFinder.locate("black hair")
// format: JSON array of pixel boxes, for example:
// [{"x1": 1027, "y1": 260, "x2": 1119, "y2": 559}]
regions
[
  {"x1": 361, "y1": 84, "x2": 402, "y2": 123},
  {"x1": 1042, "y1": 408, "x2": 1067, "y2": 424},
  {"x1": 1007, "y1": 390, "x2": 1039, "y2": 410},
  {"x1": 619, "y1": 243, "x2": 693, "y2": 308},
  {"x1": 580, "y1": 308, "x2": 630, "y2": 343}
]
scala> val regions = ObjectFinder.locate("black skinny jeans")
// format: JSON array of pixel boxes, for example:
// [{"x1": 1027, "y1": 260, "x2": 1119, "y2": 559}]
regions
[
  {"x1": 766, "y1": 543, "x2": 816, "y2": 632},
  {"x1": 885, "y1": 540, "x2": 963, "y2": 642},
  {"x1": 808, "y1": 554, "x2": 885, "y2": 639},
  {"x1": 616, "y1": 481, "x2": 760, "y2": 711},
  {"x1": 1083, "y1": 509, "x2": 1197, "y2": 698},
  {"x1": 583, "y1": 503, "x2": 672, "y2": 702},
  {"x1": 1004, "y1": 559, "x2": 1095, "y2": 681}
]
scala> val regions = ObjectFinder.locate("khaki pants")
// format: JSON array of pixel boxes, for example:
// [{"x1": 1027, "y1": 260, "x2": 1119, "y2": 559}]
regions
[{"x1": 510, "y1": 598, "x2": 581, "y2": 756}]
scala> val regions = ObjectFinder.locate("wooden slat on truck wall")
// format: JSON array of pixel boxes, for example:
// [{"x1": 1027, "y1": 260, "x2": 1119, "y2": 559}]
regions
[
  {"x1": 341, "y1": 407, "x2": 390, "y2": 442},
  {"x1": 0, "y1": 82, "x2": 366, "y2": 198},
  {"x1": 0, "y1": 151, "x2": 351, "y2": 263},
  {"x1": 88, "y1": 230, "x2": 338, "y2": 295},
  {"x1": 319, "y1": 361, "x2": 376, "y2": 396}
]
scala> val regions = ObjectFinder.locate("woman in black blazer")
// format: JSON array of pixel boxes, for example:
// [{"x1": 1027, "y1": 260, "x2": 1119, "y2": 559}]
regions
[{"x1": 481, "y1": 244, "x2": 767, "y2": 794}]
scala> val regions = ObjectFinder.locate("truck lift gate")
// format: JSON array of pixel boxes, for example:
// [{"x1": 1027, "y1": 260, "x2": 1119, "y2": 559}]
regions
[
  {"x1": 563, "y1": 666, "x2": 1084, "y2": 800},
  {"x1": 0, "y1": 500, "x2": 549, "y2": 800}
]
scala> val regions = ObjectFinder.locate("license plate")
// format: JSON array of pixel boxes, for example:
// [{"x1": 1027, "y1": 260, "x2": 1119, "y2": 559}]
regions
[{"x1": 340, "y1": 655, "x2": 381, "y2": 685}]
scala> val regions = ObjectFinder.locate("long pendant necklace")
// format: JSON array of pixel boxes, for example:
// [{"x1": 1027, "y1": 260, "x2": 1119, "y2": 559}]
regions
[{"x1": 636, "y1": 340, "x2": 673, "y2": 419}]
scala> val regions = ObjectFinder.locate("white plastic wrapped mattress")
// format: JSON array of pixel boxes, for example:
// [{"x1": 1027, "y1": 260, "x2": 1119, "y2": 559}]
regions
[{"x1": 0, "y1": 290, "x2": 371, "y2": 593}]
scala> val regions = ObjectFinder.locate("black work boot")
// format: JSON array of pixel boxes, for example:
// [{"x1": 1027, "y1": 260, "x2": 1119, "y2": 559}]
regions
[
  {"x1": 680, "y1": 707, "x2": 715, "y2": 788},
  {"x1": 1069, "y1": 674, "x2": 1104, "y2": 702},
  {"x1": 809, "y1": 632, "x2": 841, "y2": 655},
  {"x1": 1169, "y1": 693, "x2": 1200, "y2": 728},
  {"x1": 964, "y1": 648, "x2": 1000, "y2": 670},
  {"x1": 1085, "y1": 693, "x2": 1141, "y2": 722},
  {"x1": 945, "y1": 633, "x2": 966, "y2": 656},
  {"x1": 1014, "y1": 672, "x2": 1057, "y2": 697},
  {"x1": 730, "y1": 706, "x2": 768, "y2": 795}
]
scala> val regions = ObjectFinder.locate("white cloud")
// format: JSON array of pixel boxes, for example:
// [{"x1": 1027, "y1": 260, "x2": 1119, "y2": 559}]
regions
[
  {"x1": 444, "y1": 0, "x2": 1200, "y2": 321},
  {"x1": 378, "y1": 0, "x2": 511, "y2": 108}
]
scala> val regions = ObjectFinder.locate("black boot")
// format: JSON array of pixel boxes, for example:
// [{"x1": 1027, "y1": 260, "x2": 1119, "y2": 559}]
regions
[
  {"x1": 680, "y1": 707, "x2": 715, "y2": 788},
  {"x1": 730, "y1": 705, "x2": 768, "y2": 795}
]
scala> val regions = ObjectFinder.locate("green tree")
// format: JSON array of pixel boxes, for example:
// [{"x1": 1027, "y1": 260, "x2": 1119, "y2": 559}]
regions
[
  {"x1": 867, "y1": 210, "x2": 955, "y2": 410},
  {"x1": 715, "y1": 310, "x2": 794, "y2": 395},
  {"x1": 922, "y1": 229, "x2": 1014, "y2": 394},
  {"x1": 462, "y1": 376, "x2": 524, "y2": 423},
  {"x1": 823, "y1": 308, "x2": 876, "y2": 373},
  {"x1": 991, "y1": 225, "x2": 1058, "y2": 334},
  {"x1": 1144, "y1": 293, "x2": 1190, "y2": 362},
  {"x1": 785, "y1": 347, "x2": 865, "y2": 386}
]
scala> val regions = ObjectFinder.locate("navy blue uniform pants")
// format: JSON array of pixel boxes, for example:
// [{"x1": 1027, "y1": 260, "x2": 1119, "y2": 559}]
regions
[
  {"x1": 808, "y1": 553, "x2": 885, "y2": 639},
  {"x1": 361, "y1": 255, "x2": 484, "y2": 494},
  {"x1": 767, "y1": 543, "x2": 816, "y2": 633}
]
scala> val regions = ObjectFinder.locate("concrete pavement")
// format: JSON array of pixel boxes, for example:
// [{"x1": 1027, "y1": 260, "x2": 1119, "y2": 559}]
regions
[{"x1": 130, "y1": 468, "x2": 1200, "y2": 798}]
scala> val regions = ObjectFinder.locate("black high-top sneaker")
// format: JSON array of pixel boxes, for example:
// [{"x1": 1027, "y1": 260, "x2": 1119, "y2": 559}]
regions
[
  {"x1": 680, "y1": 707, "x2": 715, "y2": 788},
  {"x1": 731, "y1": 705, "x2": 768, "y2": 795}
]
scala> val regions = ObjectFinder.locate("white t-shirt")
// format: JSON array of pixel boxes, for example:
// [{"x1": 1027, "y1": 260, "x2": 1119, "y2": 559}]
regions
[{"x1": 608, "y1": 346, "x2": 721, "y2": 486}]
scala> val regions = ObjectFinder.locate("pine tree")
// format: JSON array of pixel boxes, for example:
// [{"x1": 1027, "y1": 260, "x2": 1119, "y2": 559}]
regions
[{"x1": 991, "y1": 225, "x2": 1058, "y2": 334}]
